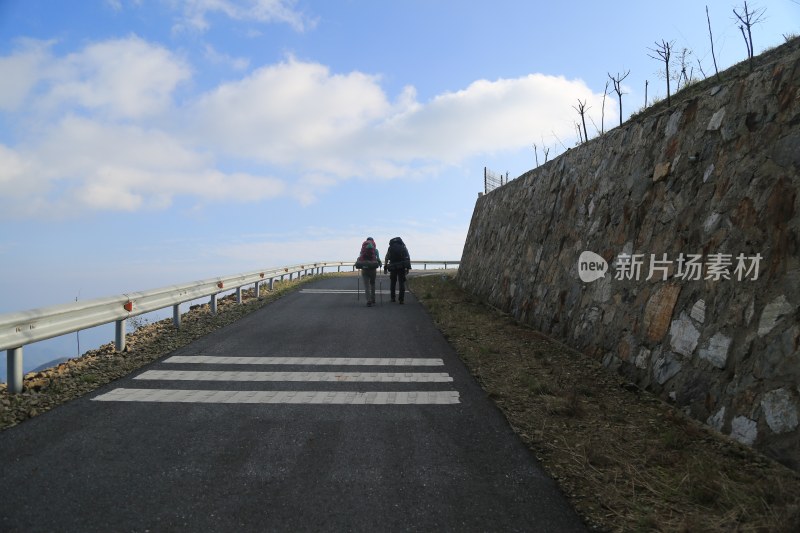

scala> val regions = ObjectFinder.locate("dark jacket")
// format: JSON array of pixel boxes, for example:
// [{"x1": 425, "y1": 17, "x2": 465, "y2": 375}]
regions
[{"x1": 385, "y1": 237, "x2": 411, "y2": 271}]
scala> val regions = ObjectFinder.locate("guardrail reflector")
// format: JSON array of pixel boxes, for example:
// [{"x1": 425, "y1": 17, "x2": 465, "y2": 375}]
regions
[{"x1": 123, "y1": 301, "x2": 133, "y2": 312}]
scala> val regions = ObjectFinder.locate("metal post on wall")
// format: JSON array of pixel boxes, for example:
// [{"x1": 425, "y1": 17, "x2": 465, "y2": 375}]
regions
[
  {"x1": 210, "y1": 294, "x2": 218, "y2": 314},
  {"x1": 115, "y1": 319, "x2": 126, "y2": 352},
  {"x1": 7, "y1": 347, "x2": 23, "y2": 394},
  {"x1": 173, "y1": 304, "x2": 181, "y2": 328}
]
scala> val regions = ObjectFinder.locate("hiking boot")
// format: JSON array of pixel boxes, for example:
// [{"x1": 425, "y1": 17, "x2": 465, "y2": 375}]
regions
[
  {"x1": 399, "y1": 300, "x2": 404, "y2": 305},
  {"x1": 367, "y1": 301, "x2": 373, "y2": 307}
]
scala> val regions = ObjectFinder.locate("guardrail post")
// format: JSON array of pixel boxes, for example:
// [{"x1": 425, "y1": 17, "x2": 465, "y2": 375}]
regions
[
  {"x1": 269, "y1": 278, "x2": 275, "y2": 291},
  {"x1": 210, "y1": 294, "x2": 218, "y2": 314},
  {"x1": 115, "y1": 319, "x2": 126, "y2": 352},
  {"x1": 7, "y1": 347, "x2": 23, "y2": 394},
  {"x1": 337, "y1": 266, "x2": 341, "y2": 273},
  {"x1": 254, "y1": 282, "x2": 260, "y2": 298},
  {"x1": 236, "y1": 287, "x2": 243, "y2": 304},
  {"x1": 173, "y1": 304, "x2": 181, "y2": 329}
]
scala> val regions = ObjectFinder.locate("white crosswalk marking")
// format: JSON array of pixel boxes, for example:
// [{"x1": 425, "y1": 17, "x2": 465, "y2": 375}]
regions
[
  {"x1": 164, "y1": 356, "x2": 444, "y2": 366},
  {"x1": 134, "y1": 370, "x2": 453, "y2": 382},
  {"x1": 92, "y1": 355, "x2": 460, "y2": 405},
  {"x1": 93, "y1": 388, "x2": 460, "y2": 404},
  {"x1": 300, "y1": 289, "x2": 390, "y2": 294}
]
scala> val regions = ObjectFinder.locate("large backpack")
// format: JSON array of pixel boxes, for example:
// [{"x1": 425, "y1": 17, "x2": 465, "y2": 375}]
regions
[
  {"x1": 360, "y1": 242, "x2": 376, "y2": 262},
  {"x1": 387, "y1": 238, "x2": 409, "y2": 271},
  {"x1": 356, "y1": 241, "x2": 378, "y2": 269}
]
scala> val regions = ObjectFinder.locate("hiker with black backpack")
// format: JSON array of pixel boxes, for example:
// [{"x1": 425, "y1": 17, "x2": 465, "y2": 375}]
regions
[
  {"x1": 384, "y1": 236, "x2": 411, "y2": 304},
  {"x1": 355, "y1": 237, "x2": 382, "y2": 307}
]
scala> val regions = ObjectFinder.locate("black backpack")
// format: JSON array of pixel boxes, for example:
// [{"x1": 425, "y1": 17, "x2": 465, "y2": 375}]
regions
[{"x1": 387, "y1": 238, "x2": 409, "y2": 270}]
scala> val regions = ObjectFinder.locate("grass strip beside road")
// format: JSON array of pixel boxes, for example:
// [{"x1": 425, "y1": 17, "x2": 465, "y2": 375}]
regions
[{"x1": 410, "y1": 274, "x2": 800, "y2": 533}]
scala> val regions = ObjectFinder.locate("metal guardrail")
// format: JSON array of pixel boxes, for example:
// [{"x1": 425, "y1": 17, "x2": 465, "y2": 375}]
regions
[{"x1": 1, "y1": 260, "x2": 459, "y2": 393}]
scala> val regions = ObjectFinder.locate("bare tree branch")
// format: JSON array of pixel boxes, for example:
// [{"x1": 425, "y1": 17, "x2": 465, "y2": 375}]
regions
[
  {"x1": 648, "y1": 40, "x2": 674, "y2": 106},
  {"x1": 571, "y1": 99, "x2": 590, "y2": 143},
  {"x1": 607, "y1": 70, "x2": 630, "y2": 126},
  {"x1": 551, "y1": 130, "x2": 568, "y2": 151},
  {"x1": 696, "y1": 58, "x2": 707, "y2": 80},
  {"x1": 734, "y1": 1, "x2": 767, "y2": 70},
  {"x1": 588, "y1": 114, "x2": 601, "y2": 137},
  {"x1": 706, "y1": 5, "x2": 722, "y2": 81},
  {"x1": 600, "y1": 80, "x2": 608, "y2": 135},
  {"x1": 541, "y1": 136, "x2": 550, "y2": 164}
]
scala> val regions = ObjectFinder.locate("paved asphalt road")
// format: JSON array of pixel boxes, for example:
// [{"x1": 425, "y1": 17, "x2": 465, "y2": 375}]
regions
[{"x1": 0, "y1": 274, "x2": 587, "y2": 532}]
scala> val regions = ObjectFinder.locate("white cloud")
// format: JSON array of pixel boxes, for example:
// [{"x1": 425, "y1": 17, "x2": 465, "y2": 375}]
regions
[
  {"x1": 186, "y1": 60, "x2": 609, "y2": 187},
  {"x1": 187, "y1": 57, "x2": 390, "y2": 165},
  {"x1": 42, "y1": 36, "x2": 191, "y2": 119},
  {"x1": 0, "y1": 115, "x2": 284, "y2": 216},
  {"x1": 215, "y1": 225, "x2": 468, "y2": 267},
  {"x1": 204, "y1": 44, "x2": 250, "y2": 70},
  {"x1": 0, "y1": 36, "x2": 609, "y2": 218},
  {"x1": 367, "y1": 74, "x2": 607, "y2": 163},
  {"x1": 0, "y1": 145, "x2": 35, "y2": 199},
  {"x1": 0, "y1": 39, "x2": 52, "y2": 111},
  {"x1": 175, "y1": 0, "x2": 315, "y2": 33}
]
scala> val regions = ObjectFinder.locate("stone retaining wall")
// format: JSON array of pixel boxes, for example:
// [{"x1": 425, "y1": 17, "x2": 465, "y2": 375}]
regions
[{"x1": 457, "y1": 39, "x2": 800, "y2": 468}]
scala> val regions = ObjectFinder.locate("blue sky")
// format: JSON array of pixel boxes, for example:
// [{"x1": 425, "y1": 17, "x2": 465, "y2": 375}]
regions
[{"x1": 1, "y1": 0, "x2": 798, "y2": 374}]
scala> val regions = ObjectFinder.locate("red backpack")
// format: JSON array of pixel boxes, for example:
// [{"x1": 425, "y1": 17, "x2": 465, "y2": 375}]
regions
[{"x1": 360, "y1": 241, "x2": 376, "y2": 262}]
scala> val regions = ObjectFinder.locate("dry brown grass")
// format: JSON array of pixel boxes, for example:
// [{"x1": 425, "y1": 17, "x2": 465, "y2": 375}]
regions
[{"x1": 410, "y1": 274, "x2": 800, "y2": 532}]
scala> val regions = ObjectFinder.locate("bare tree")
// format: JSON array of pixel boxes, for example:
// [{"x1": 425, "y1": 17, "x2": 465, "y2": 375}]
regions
[
  {"x1": 676, "y1": 48, "x2": 694, "y2": 91},
  {"x1": 572, "y1": 99, "x2": 590, "y2": 143},
  {"x1": 607, "y1": 70, "x2": 630, "y2": 126},
  {"x1": 551, "y1": 130, "x2": 568, "y2": 151},
  {"x1": 696, "y1": 58, "x2": 707, "y2": 79},
  {"x1": 648, "y1": 40, "x2": 674, "y2": 106},
  {"x1": 574, "y1": 122, "x2": 583, "y2": 144},
  {"x1": 733, "y1": 1, "x2": 766, "y2": 70},
  {"x1": 645, "y1": 80, "x2": 649, "y2": 107},
  {"x1": 600, "y1": 80, "x2": 609, "y2": 135},
  {"x1": 532, "y1": 143, "x2": 539, "y2": 167},
  {"x1": 588, "y1": 114, "x2": 601, "y2": 136},
  {"x1": 541, "y1": 137, "x2": 550, "y2": 163},
  {"x1": 706, "y1": 5, "x2": 722, "y2": 81}
]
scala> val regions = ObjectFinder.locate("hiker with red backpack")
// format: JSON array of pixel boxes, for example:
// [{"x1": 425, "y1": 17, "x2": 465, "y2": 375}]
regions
[
  {"x1": 355, "y1": 237, "x2": 382, "y2": 307},
  {"x1": 384, "y1": 236, "x2": 411, "y2": 304}
]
